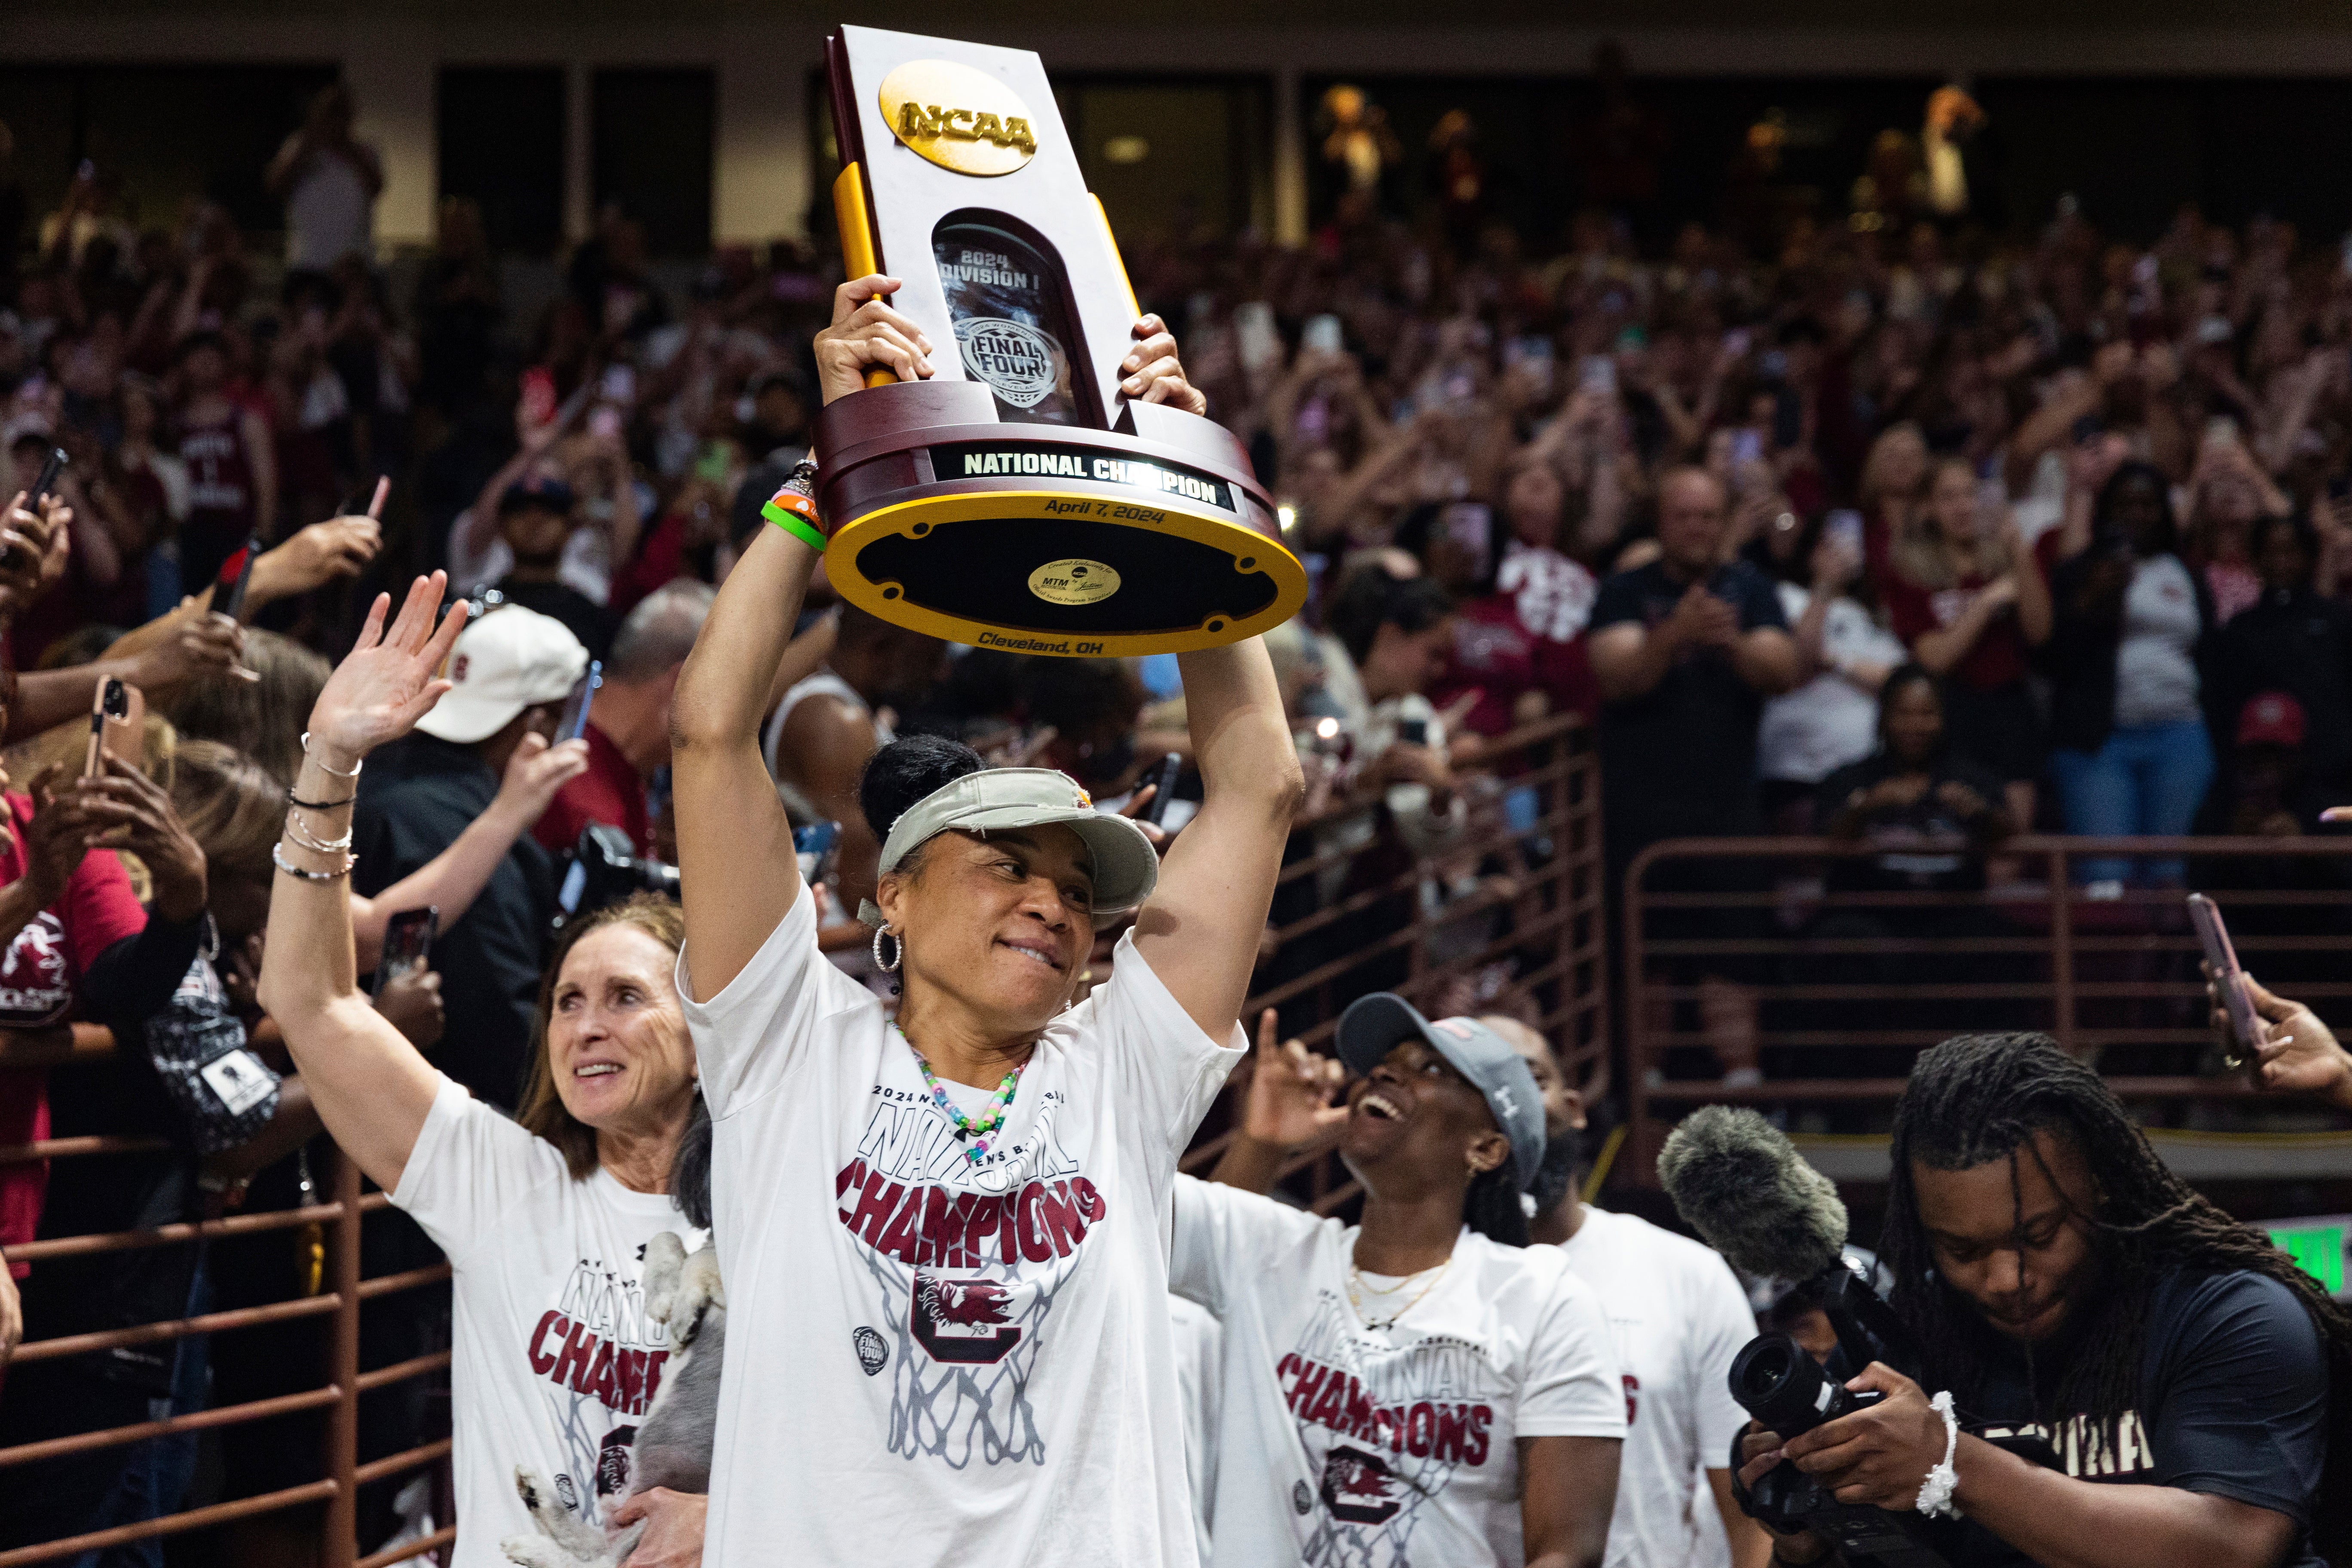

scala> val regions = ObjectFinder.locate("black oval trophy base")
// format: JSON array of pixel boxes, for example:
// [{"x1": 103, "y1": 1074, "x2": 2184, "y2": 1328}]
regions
[{"x1": 815, "y1": 379, "x2": 1305, "y2": 657}]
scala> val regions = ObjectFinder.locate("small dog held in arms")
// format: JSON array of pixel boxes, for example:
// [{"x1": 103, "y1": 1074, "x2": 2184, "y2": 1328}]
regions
[
  {"x1": 499, "y1": 1231, "x2": 725, "y2": 1568},
  {"x1": 502, "y1": 1105, "x2": 723, "y2": 1568}
]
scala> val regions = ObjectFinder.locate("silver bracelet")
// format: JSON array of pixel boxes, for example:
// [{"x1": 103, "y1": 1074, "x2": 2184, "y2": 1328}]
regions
[
  {"x1": 273, "y1": 842, "x2": 353, "y2": 881},
  {"x1": 300, "y1": 732, "x2": 361, "y2": 778},
  {"x1": 283, "y1": 814, "x2": 354, "y2": 854}
]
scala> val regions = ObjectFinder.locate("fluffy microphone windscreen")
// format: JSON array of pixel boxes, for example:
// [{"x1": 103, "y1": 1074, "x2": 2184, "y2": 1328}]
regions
[{"x1": 1657, "y1": 1105, "x2": 1849, "y2": 1281}]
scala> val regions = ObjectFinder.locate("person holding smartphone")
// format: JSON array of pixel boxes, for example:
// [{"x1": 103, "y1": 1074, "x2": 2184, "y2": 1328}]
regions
[{"x1": 2201, "y1": 968, "x2": 2352, "y2": 1111}]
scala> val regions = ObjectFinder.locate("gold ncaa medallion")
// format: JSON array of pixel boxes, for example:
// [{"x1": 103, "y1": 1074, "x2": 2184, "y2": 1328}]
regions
[
  {"x1": 1028, "y1": 558, "x2": 1121, "y2": 606},
  {"x1": 879, "y1": 59, "x2": 1038, "y2": 176}
]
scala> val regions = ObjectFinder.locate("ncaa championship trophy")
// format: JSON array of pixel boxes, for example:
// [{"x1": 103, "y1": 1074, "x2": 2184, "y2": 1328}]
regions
[{"x1": 811, "y1": 25, "x2": 1306, "y2": 656}]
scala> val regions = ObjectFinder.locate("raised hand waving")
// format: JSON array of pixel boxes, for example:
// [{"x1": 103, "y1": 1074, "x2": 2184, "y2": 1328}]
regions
[{"x1": 306, "y1": 572, "x2": 472, "y2": 764}]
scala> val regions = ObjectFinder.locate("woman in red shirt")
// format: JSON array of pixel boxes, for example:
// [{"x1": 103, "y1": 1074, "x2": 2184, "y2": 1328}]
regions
[
  {"x1": 1876, "y1": 456, "x2": 2053, "y2": 830},
  {"x1": 1409, "y1": 453, "x2": 1600, "y2": 741}
]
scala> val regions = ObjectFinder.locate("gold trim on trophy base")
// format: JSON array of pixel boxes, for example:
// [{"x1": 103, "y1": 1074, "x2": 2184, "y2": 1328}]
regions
[{"x1": 826, "y1": 489, "x2": 1308, "y2": 656}]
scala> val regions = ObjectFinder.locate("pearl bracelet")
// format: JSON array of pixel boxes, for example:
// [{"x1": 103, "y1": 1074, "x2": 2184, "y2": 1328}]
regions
[
  {"x1": 1914, "y1": 1388, "x2": 1961, "y2": 1519},
  {"x1": 273, "y1": 842, "x2": 353, "y2": 881}
]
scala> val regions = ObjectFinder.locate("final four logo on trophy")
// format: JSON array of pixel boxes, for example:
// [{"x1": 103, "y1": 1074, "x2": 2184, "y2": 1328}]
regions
[{"x1": 812, "y1": 25, "x2": 1306, "y2": 656}]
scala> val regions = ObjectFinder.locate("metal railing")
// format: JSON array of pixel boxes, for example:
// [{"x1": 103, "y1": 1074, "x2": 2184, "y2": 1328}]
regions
[
  {"x1": 0, "y1": 713, "x2": 1604, "y2": 1560},
  {"x1": 0, "y1": 1117, "x2": 453, "y2": 1566},
  {"x1": 1622, "y1": 834, "x2": 2352, "y2": 1185},
  {"x1": 1178, "y1": 712, "x2": 1608, "y2": 1211}
]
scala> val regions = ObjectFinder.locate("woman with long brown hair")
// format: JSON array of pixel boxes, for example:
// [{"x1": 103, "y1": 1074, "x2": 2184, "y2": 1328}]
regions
[
  {"x1": 1879, "y1": 456, "x2": 2052, "y2": 829},
  {"x1": 259, "y1": 577, "x2": 710, "y2": 1566},
  {"x1": 1856, "y1": 420, "x2": 1931, "y2": 582}
]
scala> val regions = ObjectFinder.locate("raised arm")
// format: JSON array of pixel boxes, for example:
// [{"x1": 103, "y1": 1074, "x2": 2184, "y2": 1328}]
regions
[
  {"x1": 255, "y1": 575, "x2": 469, "y2": 1192},
  {"x1": 1132, "y1": 635, "x2": 1305, "y2": 1040},
  {"x1": 1105, "y1": 306, "x2": 1298, "y2": 1034},
  {"x1": 670, "y1": 275, "x2": 934, "y2": 999},
  {"x1": 1113, "y1": 327, "x2": 1304, "y2": 1035}
]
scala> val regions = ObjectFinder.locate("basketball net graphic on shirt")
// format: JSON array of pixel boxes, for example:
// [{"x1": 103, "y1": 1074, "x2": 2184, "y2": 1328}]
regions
[
  {"x1": 527, "y1": 1250, "x2": 678, "y2": 1521},
  {"x1": 835, "y1": 1082, "x2": 1103, "y2": 1469},
  {"x1": 1277, "y1": 1292, "x2": 1508, "y2": 1568}
]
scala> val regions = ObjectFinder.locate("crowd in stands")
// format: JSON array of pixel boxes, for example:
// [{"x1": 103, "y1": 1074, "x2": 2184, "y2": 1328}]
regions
[{"x1": 1, "y1": 73, "x2": 2351, "y2": 1563}]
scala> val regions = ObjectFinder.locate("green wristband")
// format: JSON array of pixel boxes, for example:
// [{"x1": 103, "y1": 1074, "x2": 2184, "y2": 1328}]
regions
[{"x1": 762, "y1": 499, "x2": 827, "y2": 552}]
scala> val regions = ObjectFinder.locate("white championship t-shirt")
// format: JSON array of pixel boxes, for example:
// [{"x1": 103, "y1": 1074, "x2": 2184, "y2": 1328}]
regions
[
  {"x1": 680, "y1": 888, "x2": 1244, "y2": 1568},
  {"x1": 390, "y1": 1078, "x2": 705, "y2": 1568},
  {"x1": 1557, "y1": 1206, "x2": 1757, "y2": 1568},
  {"x1": 1170, "y1": 1174, "x2": 1625, "y2": 1568}
]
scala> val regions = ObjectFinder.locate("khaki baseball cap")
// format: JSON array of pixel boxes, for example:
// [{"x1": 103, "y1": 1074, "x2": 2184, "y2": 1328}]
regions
[
  {"x1": 856, "y1": 767, "x2": 1159, "y2": 929},
  {"x1": 416, "y1": 604, "x2": 588, "y2": 745}
]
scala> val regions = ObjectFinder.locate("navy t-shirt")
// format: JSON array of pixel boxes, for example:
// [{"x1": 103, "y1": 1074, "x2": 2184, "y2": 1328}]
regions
[
  {"x1": 1590, "y1": 556, "x2": 1788, "y2": 847},
  {"x1": 1953, "y1": 1269, "x2": 2329, "y2": 1568}
]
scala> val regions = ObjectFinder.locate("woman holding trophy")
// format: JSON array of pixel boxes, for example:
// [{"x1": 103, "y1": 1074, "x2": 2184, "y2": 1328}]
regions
[{"x1": 667, "y1": 268, "x2": 1303, "y2": 1566}]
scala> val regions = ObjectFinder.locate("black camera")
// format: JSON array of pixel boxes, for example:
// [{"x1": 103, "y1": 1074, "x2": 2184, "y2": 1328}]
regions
[
  {"x1": 554, "y1": 822, "x2": 679, "y2": 931},
  {"x1": 1726, "y1": 1258, "x2": 1957, "y2": 1568}
]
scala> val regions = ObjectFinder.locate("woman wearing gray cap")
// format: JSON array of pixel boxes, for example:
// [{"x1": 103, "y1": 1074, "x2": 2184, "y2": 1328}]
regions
[
  {"x1": 1177, "y1": 992, "x2": 1626, "y2": 1568},
  {"x1": 666, "y1": 275, "x2": 1304, "y2": 1567}
]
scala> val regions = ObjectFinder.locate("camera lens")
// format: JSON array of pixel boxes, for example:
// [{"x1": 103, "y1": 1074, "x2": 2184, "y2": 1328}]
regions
[{"x1": 1730, "y1": 1332, "x2": 1837, "y2": 1436}]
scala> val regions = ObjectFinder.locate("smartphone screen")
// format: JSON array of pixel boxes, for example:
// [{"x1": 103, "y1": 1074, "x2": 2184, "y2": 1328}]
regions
[
  {"x1": 373, "y1": 906, "x2": 438, "y2": 996},
  {"x1": 2188, "y1": 894, "x2": 2263, "y2": 1065},
  {"x1": 29, "y1": 448, "x2": 66, "y2": 505},
  {"x1": 1397, "y1": 717, "x2": 1430, "y2": 747},
  {"x1": 86, "y1": 679, "x2": 141, "y2": 778},
  {"x1": 1142, "y1": 753, "x2": 1183, "y2": 827},
  {"x1": 793, "y1": 820, "x2": 842, "y2": 888},
  {"x1": 1443, "y1": 501, "x2": 1494, "y2": 583},
  {"x1": 558, "y1": 662, "x2": 602, "y2": 744},
  {"x1": 217, "y1": 535, "x2": 260, "y2": 620}
]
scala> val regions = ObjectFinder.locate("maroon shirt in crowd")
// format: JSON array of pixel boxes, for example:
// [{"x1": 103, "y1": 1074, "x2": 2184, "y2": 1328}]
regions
[
  {"x1": 532, "y1": 723, "x2": 653, "y2": 860},
  {"x1": 0, "y1": 793, "x2": 150, "y2": 1277}
]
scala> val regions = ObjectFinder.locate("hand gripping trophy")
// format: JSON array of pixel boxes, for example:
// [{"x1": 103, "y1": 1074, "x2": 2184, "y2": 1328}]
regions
[{"x1": 806, "y1": 25, "x2": 1306, "y2": 658}]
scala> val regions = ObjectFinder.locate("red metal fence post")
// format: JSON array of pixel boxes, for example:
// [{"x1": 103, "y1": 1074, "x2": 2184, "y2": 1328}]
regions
[{"x1": 324, "y1": 1146, "x2": 363, "y2": 1568}]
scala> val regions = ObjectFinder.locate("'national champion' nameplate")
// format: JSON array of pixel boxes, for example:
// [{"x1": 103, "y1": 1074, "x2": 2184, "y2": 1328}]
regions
[
  {"x1": 816, "y1": 25, "x2": 1305, "y2": 655},
  {"x1": 931, "y1": 443, "x2": 1237, "y2": 512}
]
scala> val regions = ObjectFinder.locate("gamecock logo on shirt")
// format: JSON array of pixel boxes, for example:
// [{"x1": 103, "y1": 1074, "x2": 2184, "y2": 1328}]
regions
[
  {"x1": 910, "y1": 1272, "x2": 1023, "y2": 1364},
  {"x1": 1319, "y1": 1444, "x2": 1403, "y2": 1526}
]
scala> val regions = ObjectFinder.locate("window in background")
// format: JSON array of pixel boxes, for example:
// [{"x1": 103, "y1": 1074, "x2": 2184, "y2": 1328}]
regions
[
  {"x1": 437, "y1": 67, "x2": 566, "y2": 257},
  {"x1": 592, "y1": 68, "x2": 715, "y2": 258},
  {"x1": 1064, "y1": 78, "x2": 1273, "y2": 245},
  {"x1": 0, "y1": 63, "x2": 336, "y2": 239}
]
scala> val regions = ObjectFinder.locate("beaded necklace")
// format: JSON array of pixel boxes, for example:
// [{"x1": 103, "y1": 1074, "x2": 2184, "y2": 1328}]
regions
[{"x1": 898, "y1": 1026, "x2": 1028, "y2": 1166}]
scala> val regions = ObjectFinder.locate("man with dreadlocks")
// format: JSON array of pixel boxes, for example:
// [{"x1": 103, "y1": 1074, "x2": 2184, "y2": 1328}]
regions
[{"x1": 1736, "y1": 1032, "x2": 2347, "y2": 1568}]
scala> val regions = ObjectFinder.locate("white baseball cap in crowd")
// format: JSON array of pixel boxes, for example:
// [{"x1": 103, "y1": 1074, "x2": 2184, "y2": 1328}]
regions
[{"x1": 416, "y1": 604, "x2": 588, "y2": 745}]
